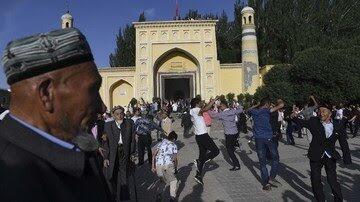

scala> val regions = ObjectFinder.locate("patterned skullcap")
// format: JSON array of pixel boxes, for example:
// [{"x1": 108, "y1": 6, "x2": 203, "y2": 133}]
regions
[{"x1": 1, "y1": 28, "x2": 93, "y2": 85}]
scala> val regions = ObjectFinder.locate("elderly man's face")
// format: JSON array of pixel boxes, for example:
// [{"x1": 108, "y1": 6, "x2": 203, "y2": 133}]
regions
[{"x1": 54, "y1": 61, "x2": 104, "y2": 137}]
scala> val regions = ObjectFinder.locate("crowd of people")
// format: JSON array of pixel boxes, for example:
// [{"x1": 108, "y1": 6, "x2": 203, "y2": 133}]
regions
[
  {"x1": 84, "y1": 92, "x2": 358, "y2": 201},
  {"x1": 0, "y1": 27, "x2": 358, "y2": 202}
]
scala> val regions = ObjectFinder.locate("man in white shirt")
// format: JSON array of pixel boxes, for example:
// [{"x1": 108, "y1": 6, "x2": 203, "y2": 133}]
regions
[
  {"x1": 172, "y1": 102, "x2": 178, "y2": 113},
  {"x1": 190, "y1": 96, "x2": 220, "y2": 185},
  {"x1": 152, "y1": 131, "x2": 179, "y2": 202},
  {"x1": 131, "y1": 107, "x2": 142, "y2": 124}
]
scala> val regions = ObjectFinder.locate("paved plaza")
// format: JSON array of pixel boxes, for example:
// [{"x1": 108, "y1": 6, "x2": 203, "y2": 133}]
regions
[{"x1": 131, "y1": 118, "x2": 360, "y2": 202}]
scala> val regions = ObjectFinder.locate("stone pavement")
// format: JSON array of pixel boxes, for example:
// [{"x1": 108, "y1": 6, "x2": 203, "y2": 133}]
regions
[{"x1": 129, "y1": 118, "x2": 360, "y2": 202}]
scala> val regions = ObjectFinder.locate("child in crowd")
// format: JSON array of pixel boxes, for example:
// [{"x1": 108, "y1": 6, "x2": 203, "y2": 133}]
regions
[{"x1": 152, "y1": 131, "x2": 179, "y2": 202}]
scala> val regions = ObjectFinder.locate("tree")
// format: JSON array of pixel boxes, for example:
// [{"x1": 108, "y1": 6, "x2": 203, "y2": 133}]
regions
[
  {"x1": 183, "y1": 9, "x2": 202, "y2": 20},
  {"x1": 138, "y1": 12, "x2": 146, "y2": 22},
  {"x1": 291, "y1": 47, "x2": 360, "y2": 104},
  {"x1": 109, "y1": 13, "x2": 146, "y2": 67},
  {"x1": 255, "y1": 46, "x2": 360, "y2": 105}
]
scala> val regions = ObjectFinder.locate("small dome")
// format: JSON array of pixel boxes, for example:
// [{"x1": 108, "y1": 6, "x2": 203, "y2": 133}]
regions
[
  {"x1": 241, "y1": 6, "x2": 254, "y2": 14},
  {"x1": 61, "y1": 12, "x2": 73, "y2": 20}
]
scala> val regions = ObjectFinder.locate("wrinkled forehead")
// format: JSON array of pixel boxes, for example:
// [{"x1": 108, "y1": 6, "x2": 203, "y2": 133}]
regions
[{"x1": 62, "y1": 61, "x2": 101, "y2": 83}]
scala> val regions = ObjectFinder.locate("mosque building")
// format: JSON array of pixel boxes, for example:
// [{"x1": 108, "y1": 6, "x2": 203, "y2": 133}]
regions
[{"x1": 61, "y1": 7, "x2": 270, "y2": 109}]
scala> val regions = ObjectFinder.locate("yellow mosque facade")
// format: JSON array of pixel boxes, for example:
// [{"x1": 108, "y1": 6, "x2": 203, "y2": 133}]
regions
[{"x1": 91, "y1": 7, "x2": 267, "y2": 109}]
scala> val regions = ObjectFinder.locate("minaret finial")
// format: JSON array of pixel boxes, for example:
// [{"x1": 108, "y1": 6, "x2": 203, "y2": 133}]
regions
[{"x1": 66, "y1": 0, "x2": 70, "y2": 13}]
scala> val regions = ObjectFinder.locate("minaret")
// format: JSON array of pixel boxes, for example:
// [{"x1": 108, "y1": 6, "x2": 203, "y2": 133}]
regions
[
  {"x1": 61, "y1": 11, "x2": 74, "y2": 28},
  {"x1": 241, "y1": 6, "x2": 259, "y2": 94}
]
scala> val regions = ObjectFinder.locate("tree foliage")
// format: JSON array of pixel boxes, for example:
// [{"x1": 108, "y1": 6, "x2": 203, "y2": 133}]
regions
[
  {"x1": 109, "y1": 13, "x2": 146, "y2": 67},
  {"x1": 256, "y1": 46, "x2": 360, "y2": 105}
]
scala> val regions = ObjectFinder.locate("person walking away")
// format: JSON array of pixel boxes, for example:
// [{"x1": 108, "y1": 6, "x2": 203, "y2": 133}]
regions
[
  {"x1": 190, "y1": 97, "x2": 220, "y2": 185},
  {"x1": 285, "y1": 105, "x2": 298, "y2": 145},
  {"x1": 134, "y1": 114, "x2": 163, "y2": 166},
  {"x1": 152, "y1": 131, "x2": 179, "y2": 202},
  {"x1": 161, "y1": 110, "x2": 174, "y2": 137},
  {"x1": 349, "y1": 106, "x2": 360, "y2": 138},
  {"x1": 209, "y1": 100, "x2": 243, "y2": 171},
  {"x1": 247, "y1": 98, "x2": 284, "y2": 191},
  {"x1": 181, "y1": 109, "x2": 193, "y2": 138}
]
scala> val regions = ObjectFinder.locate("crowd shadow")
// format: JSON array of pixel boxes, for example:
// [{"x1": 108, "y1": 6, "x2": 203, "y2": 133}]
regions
[
  {"x1": 131, "y1": 164, "x2": 159, "y2": 201},
  {"x1": 181, "y1": 184, "x2": 204, "y2": 202},
  {"x1": 175, "y1": 140, "x2": 185, "y2": 151},
  {"x1": 237, "y1": 150, "x2": 261, "y2": 183},
  {"x1": 203, "y1": 160, "x2": 220, "y2": 173},
  {"x1": 336, "y1": 148, "x2": 360, "y2": 201},
  {"x1": 282, "y1": 190, "x2": 309, "y2": 202},
  {"x1": 176, "y1": 163, "x2": 194, "y2": 198},
  {"x1": 278, "y1": 163, "x2": 314, "y2": 201},
  {"x1": 237, "y1": 137, "x2": 315, "y2": 201}
]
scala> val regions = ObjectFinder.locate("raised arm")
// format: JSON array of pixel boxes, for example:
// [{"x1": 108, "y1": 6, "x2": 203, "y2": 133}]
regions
[
  {"x1": 310, "y1": 95, "x2": 318, "y2": 107},
  {"x1": 199, "y1": 96, "x2": 219, "y2": 115},
  {"x1": 270, "y1": 99, "x2": 285, "y2": 113},
  {"x1": 291, "y1": 112, "x2": 310, "y2": 129}
]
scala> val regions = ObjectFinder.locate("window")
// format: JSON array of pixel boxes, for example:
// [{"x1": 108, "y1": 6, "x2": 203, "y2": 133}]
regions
[
  {"x1": 249, "y1": 16, "x2": 252, "y2": 23},
  {"x1": 65, "y1": 22, "x2": 69, "y2": 28},
  {"x1": 243, "y1": 17, "x2": 246, "y2": 24}
]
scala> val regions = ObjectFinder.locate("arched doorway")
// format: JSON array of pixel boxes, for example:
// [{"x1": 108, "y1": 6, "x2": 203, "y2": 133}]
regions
[
  {"x1": 109, "y1": 80, "x2": 134, "y2": 109},
  {"x1": 153, "y1": 48, "x2": 200, "y2": 100}
]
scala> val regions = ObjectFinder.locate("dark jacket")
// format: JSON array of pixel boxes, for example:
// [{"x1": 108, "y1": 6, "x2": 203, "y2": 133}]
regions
[
  {"x1": 181, "y1": 112, "x2": 192, "y2": 128},
  {"x1": 0, "y1": 115, "x2": 112, "y2": 202},
  {"x1": 293, "y1": 117, "x2": 342, "y2": 161},
  {"x1": 103, "y1": 119, "x2": 135, "y2": 180}
]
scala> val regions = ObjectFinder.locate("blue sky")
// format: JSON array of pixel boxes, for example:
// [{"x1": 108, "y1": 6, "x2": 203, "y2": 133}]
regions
[{"x1": 0, "y1": 0, "x2": 239, "y2": 89}]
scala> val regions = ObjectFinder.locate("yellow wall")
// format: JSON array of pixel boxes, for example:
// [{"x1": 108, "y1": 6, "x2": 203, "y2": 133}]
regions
[
  {"x1": 99, "y1": 68, "x2": 136, "y2": 110},
  {"x1": 98, "y1": 17, "x2": 268, "y2": 109},
  {"x1": 219, "y1": 64, "x2": 244, "y2": 96},
  {"x1": 110, "y1": 80, "x2": 134, "y2": 108},
  {"x1": 134, "y1": 20, "x2": 219, "y2": 101}
]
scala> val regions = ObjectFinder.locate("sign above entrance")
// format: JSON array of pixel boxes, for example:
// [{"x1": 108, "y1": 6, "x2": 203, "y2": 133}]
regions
[{"x1": 170, "y1": 62, "x2": 185, "y2": 72}]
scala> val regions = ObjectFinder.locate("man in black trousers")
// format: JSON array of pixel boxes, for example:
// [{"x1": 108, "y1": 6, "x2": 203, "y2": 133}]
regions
[
  {"x1": 103, "y1": 106, "x2": 135, "y2": 201},
  {"x1": 292, "y1": 106, "x2": 345, "y2": 202}
]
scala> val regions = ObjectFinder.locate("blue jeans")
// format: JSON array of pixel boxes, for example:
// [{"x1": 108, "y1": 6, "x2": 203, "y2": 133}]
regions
[
  {"x1": 286, "y1": 121, "x2": 295, "y2": 144},
  {"x1": 255, "y1": 138, "x2": 280, "y2": 186}
]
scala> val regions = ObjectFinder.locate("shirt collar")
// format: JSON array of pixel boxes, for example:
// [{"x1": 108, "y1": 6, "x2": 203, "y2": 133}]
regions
[{"x1": 9, "y1": 114, "x2": 78, "y2": 151}]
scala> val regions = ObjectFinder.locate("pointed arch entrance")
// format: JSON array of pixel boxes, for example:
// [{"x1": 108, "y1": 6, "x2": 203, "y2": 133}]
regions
[
  {"x1": 153, "y1": 48, "x2": 200, "y2": 100},
  {"x1": 109, "y1": 79, "x2": 134, "y2": 109}
]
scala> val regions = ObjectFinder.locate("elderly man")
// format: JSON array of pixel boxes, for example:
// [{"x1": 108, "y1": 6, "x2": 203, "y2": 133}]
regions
[
  {"x1": 292, "y1": 106, "x2": 345, "y2": 202},
  {"x1": 103, "y1": 106, "x2": 135, "y2": 201},
  {"x1": 0, "y1": 28, "x2": 112, "y2": 201}
]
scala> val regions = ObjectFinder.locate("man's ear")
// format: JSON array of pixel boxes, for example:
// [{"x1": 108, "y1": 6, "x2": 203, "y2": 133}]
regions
[{"x1": 38, "y1": 78, "x2": 54, "y2": 112}]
